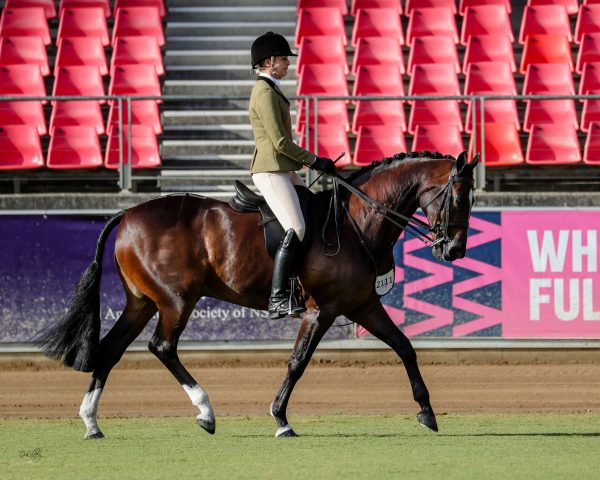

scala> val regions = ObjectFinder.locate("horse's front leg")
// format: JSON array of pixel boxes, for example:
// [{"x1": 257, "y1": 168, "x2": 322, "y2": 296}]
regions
[
  {"x1": 347, "y1": 300, "x2": 438, "y2": 432},
  {"x1": 271, "y1": 309, "x2": 334, "y2": 437}
]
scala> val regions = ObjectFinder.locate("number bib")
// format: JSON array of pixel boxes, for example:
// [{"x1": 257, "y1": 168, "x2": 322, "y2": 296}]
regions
[{"x1": 375, "y1": 268, "x2": 394, "y2": 296}]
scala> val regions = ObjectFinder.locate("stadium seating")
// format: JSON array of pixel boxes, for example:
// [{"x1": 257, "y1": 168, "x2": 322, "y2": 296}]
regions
[
  {"x1": 49, "y1": 101, "x2": 105, "y2": 134},
  {"x1": 47, "y1": 126, "x2": 103, "y2": 169},
  {"x1": 406, "y1": 7, "x2": 458, "y2": 45},
  {"x1": 104, "y1": 125, "x2": 161, "y2": 169},
  {"x1": 296, "y1": 100, "x2": 349, "y2": 134},
  {"x1": 352, "y1": 8, "x2": 404, "y2": 46},
  {"x1": 56, "y1": 7, "x2": 109, "y2": 46},
  {"x1": 114, "y1": 0, "x2": 166, "y2": 18},
  {"x1": 0, "y1": 125, "x2": 44, "y2": 170},
  {"x1": 353, "y1": 125, "x2": 406, "y2": 165},
  {"x1": 408, "y1": 63, "x2": 460, "y2": 99},
  {"x1": 352, "y1": 100, "x2": 406, "y2": 133},
  {"x1": 579, "y1": 62, "x2": 600, "y2": 94},
  {"x1": 108, "y1": 65, "x2": 162, "y2": 98},
  {"x1": 0, "y1": 101, "x2": 47, "y2": 135},
  {"x1": 295, "y1": 8, "x2": 347, "y2": 47},
  {"x1": 583, "y1": 122, "x2": 600, "y2": 164},
  {"x1": 461, "y1": 5, "x2": 513, "y2": 44},
  {"x1": 464, "y1": 62, "x2": 517, "y2": 96},
  {"x1": 106, "y1": 100, "x2": 163, "y2": 135},
  {"x1": 52, "y1": 66, "x2": 105, "y2": 102},
  {"x1": 0, "y1": 37, "x2": 50, "y2": 76},
  {"x1": 59, "y1": 0, "x2": 112, "y2": 18},
  {"x1": 464, "y1": 100, "x2": 519, "y2": 133},
  {"x1": 111, "y1": 36, "x2": 165, "y2": 76},
  {"x1": 468, "y1": 123, "x2": 524, "y2": 166},
  {"x1": 54, "y1": 37, "x2": 108, "y2": 76},
  {"x1": 405, "y1": 0, "x2": 456, "y2": 16},
  {"x1": 576, "y1": 33, "x2": 600, "y2": 73},
  {"x1": 407, "y1": 35, "x2": 460, "y2": 74},
  {"x1": 352, "y1": 37, "x2": 404, "y2": 75},
  {"x1": 297, "y1": 124, "x2": 352, "y2": 167},
  {"x1": 297, "y1": 64, "x2": 349, "y2": 97},
  {"x1": 353, "y1": 65, "x2": 405, "y2": 97},
  {"x1": 520, "y1": 35, "x2": 573, "y2": 73},
  {"x1": 580, "y1": 95, "x2": 600, "y2": 131},
  {"x1": 0, "y1": 7, "x2": 51, "y2": 45},
  {"x1": 297, "y1": 36, "x2": 348, "y2": 75},
  {"x1": 576, "y1": 5, "x2": 600, "y2": 44},
  {"x1": 462, "y1": 35, "x2": 516, "y2": 73},
  {"x1": 112, "y1": 6, "x2": 164, "y2": 46},
  {"x1": 5, "y1": 0, "x2": 57, "y2": 18},
  {"x1": 459, "y1": 0, "x2": 511, "y2": 15},
  {"x1": 526, "y1": 124, "x2": 582, "y2": 164},
  {"x1": 352, "y1": 0, "x2": 402, "y2": 16},
  {"x1": 523, "y1": 100, "x2": 578, "y2": 131},
  {"x1": 518, "y1": 5, "x2": 572, "y2": 43},
  {"x1": 522, "y1": 63, "x2": 575, "y2": 95},
  {"x1": 527, "y1": 0, "x2": 578, "y2": 16},
  {"x1": 0, "y1": 64, "x2": 46, "y2": 102},
  {"x1": 412, "y1": 124, "x2": 464, "y2": 158},
  {"x1": 299, "y1": 0, "x2": 348, "y2": 15},
  {"x1": 408, "y1": 100, "x2": 463, "y2": 134}
]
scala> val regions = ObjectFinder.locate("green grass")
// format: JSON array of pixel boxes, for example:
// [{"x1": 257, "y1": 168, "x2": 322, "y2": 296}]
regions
[{"x1": 2, "y1": 414, "x2": 600, "y2": 480}]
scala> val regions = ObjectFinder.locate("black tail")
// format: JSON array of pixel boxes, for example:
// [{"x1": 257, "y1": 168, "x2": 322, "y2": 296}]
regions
[{"x1": 36, "y1": 211, "x2": 125, "y2": 372}]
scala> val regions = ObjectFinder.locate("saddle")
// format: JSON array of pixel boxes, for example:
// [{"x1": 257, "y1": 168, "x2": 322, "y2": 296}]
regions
[{"x1": 229, "y1": 180, "x2": 312, "y2": 258}]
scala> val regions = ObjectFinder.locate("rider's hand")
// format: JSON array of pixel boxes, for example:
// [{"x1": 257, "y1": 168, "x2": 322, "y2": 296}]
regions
[{"x1": 311, "y1": 156, "x2": 337, "y2": 175}]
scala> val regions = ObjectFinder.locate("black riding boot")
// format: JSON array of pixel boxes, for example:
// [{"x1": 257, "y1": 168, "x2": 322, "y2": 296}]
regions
[{"x1": 268, "y1": 229, "x2": 306, "y2": 319}]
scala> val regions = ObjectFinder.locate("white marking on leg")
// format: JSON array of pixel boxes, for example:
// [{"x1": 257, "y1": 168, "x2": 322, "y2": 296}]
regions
[
  {"x1": 275, "y1": 424, "x2": 294, "y2": 437},
  {"x1": 183, "y1": 384, "x2": 214, "y2": 424},
  {"x1": 79, "y1": 387, "x2": 102, "y2": 437}
]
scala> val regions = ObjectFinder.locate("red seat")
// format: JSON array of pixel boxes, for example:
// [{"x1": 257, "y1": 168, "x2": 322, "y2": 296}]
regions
[
  {"x1": 296, "y1": 100, "x2": 349, "y2": 134},
  {"x1": 111, "y1": 36, "x2": 164, "y2": 76},
  {"x1": 59, "y1": 0, "x2": 112, "y2": 18},
  {"x1": 468, "y1": 123, "x2": 524, "y2": 166},
  {"x1": 0, "y1": 8, "x2": 51, "y2": 45},
  {"x1": 353, "y1": 65, "x2": 405, "y2": 97},
  {"x1": 354, "y1": 125, "x2": 406, "y2": 166},
  {"x1": 50, "y1": 101, "x2": 105, "y2": 134},
  {"x1": 296, "y1": 64, "x2": 349, "y2": 98},
  {"x1": 105, "y1": 125, "x2": 161, "y2": 169},
  {"x1": 0, "y1": 37, "x2": 49, "y2": 76},
  {"x1": 519, "y1": 5, "x2": 572, "y2": 43},
  {"x1": 107, "y1": 100, "x2": 162, "y2": 135},
  {"x1": 0, "y1": 101, "x2": 46, "y2": 135},
  {"x1": 583, "y1": 121, "x2": 600, "y2": 164},
  {"x1": 297, "y1": 124, "x2": 353, "y2": 167},
  {"x1": 0, "y1": 125, "x2": 44, "y2": 170},
  {"x1": 114, "y1": 0, "x2": 166, "y2": 18},
  {"x1": 57, "y1": 7, "x2": 109, "y2": 46},
  {"x1": 112, "y1": 6, "x2": 164, "y2": 47},
  {"x1": 459, "y1": 0, "x2": 511, "y2": 14},
  {"x1": 408, "y1": 63, "x2": 460, "y2": 99},
  {"x1": 53, "y1": 66, "x2": 105, "y2": 102},
  {"x1": 526, "y1": 124, "x2": 581, "y2": 164},
  {"x1": 523, "y1": 100, "x2": 578, "y2": 132},
  {"x1": 464, "y1": 61, "x2": 516, "y2": 96},
  {"x1": 297, "y1": 36, "x2": 348, "y2": 75},
  {"x1": 407, "y1": 35, "x2": 460, "y2": 74},
  {"x1": 579, "y1": 62, "x2": 600, "y2": 94},
  {"x1": 406, "y1": 7, "x2": 458, "y2": 46},
  {"x1": 577, "y1": 33, "x2": 600, "y2": 73},
  {"x1": 299, "y1": 0, "x2": 348, "y2": 15},
  {"x1": 352, "y1": 8, "x2": 404, "y2": 46},
  {"x1": 580, "y1": 95, "x2": 600, "y2": 131},
  {"x1": 352, "y1": 37, "x2": 404, "y2": 75},
  {"x1": 352, "y1": 0, "x2": 402, "y2": 15},
  {"x1": 54, "y1": 37, "x2": 108, "y2": 76},
  {"x1": 0, "y1": 64, "x2": 46, "y2": 102},
  {"x1": 352, "y1": 100, "x2": 406, "y2": 133},
  {"x1": 5, "y1": 0, "x2": 56, "y2": 18},
  {"x1": 408, "y1": 100, "x2": 463, "y2": 134},
  {"x1": 520, "y1": 34, "x2": 573, "y2": 73},
  {"x1": 522, "y1": 63, "x2": 575, "y2": 95},
  {"x1": 527, "y1": 0, "x2": 578, "y2": 16},
  {"x1": 108, "y1": 65, "x2": 162, "y2": 99},
  {"x1": 412, "y1": 124, "x2": 464, "y2": 158},
  {"x1": 465, "y1": 99, "x2": 519, "y2": 133},
  {"x1": 461, "y1": 5, "x2": 513, "y2": 44},
  {"x1": 576, "y1": 5, "x2": 600, "y2": 44},
  {"x1": 295, "y1": 8, "x2": 347, "y2": 47},
  {"x1": 463, "y1": 35, "x2": 516, "y2": 73},
  {"x1": 405, "y1": 0, "x2": 456, "y2": 16},
  {"x1": 47, "y1": 126, "x2": 103, "y2": 169}
]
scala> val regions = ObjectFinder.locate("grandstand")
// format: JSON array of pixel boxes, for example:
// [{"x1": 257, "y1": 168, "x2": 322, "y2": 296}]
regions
[{"x1": 0, "y1": 0, "x2": 599, "y2": 195}]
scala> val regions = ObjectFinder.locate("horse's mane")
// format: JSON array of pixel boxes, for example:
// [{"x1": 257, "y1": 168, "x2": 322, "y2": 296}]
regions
[{"x1": 344, "y1": 151, "x2": 456, "y2": 185}]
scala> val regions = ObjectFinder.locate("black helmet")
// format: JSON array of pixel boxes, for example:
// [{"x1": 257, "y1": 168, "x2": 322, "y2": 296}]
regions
[{"x1": 251, "y1": 31, "x2": 296, "y2": 67}]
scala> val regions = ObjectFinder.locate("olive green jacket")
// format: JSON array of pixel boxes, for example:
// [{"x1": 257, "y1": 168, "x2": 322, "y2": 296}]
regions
[{"x1": 248, "y1": 77, "x2": 316, "y2": 173}]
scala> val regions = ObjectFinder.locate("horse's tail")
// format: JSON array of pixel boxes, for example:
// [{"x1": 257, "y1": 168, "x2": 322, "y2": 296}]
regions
[{"x1": 37, "y1": 211, "x2": 125, "y2": 372}]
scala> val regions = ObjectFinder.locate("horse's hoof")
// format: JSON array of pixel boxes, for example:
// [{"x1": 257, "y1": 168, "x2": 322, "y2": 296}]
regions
[
  {"x1": 84, "y1": 431, "x2": 104, "y2": 440},
  {"x1": 417, "y1": 411, "x2": 438, "y2": 432},
  {"x1": 197, "y1": 417, "x2": 216, "y2": 435},
  {"x1": 275, "y1": 424, "x2": 297, "y2": 438}
]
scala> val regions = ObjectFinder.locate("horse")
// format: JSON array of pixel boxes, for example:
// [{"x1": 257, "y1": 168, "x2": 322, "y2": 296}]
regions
[{"x1": 38, "y1": 150, "x2": 479, "y2": 439}]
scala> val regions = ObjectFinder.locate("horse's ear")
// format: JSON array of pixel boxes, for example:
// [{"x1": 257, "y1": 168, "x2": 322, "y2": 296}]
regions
[
  {"x1": 469, "y1": 153, "x2": 480, "y2": 169},
  {"x1": 456, "y1": 151, "x2": 467, "y2": 171}
]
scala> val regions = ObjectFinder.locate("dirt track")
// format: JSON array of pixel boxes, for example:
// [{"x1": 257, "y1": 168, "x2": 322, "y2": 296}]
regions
[{"x1": 1, "y1": 351, "x2": 600, "y2": 419}]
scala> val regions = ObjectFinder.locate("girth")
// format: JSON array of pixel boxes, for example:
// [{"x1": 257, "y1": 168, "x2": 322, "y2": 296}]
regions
[{"x1": 229, "y1": 180, "x2": 312, "y2": 258}]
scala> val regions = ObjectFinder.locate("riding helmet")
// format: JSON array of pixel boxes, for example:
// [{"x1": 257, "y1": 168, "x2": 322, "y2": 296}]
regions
[{"x1": 251, "y1": 31, "x2": 296, "y2": 67}]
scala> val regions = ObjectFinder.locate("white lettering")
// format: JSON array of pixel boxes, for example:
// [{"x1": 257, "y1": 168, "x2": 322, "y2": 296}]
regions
[
  {"x1": 530, "y1": 278, "x2": 551, "y2": 320},
  {"x1": 527, "y1": 230, "x2": 569, "y2": 272},
  {"x1": 553, "y1": 279, "x2": 579, "y2": 321},
  {"x1": 583, "y1": 279, "x2": 600, "y2": 320},
  {"x1": 572, "y1": 230, "x2": 597, "y2": 273}
]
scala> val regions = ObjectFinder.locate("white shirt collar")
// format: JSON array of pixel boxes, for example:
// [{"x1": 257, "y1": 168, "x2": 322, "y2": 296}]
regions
[{"x1": 258, "y1": 72, "x2": 281, "y2": 87}]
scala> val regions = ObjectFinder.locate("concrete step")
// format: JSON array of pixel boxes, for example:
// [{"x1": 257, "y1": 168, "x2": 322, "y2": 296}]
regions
[
  {"x1": 164, "y1": 124, "x2": 255, "y2": 140},
  {"x1": 161, "y1": 154, "x2": 253, "y2": 170},
  {"x1": 163, "y1": 79, "x2": 297, "y2": 96},
  {"x1": 161, "y1": 139, "x2": 255, "y2": 156},
  {"x1": 162, "y1": 109, "x2": 296, "y2": 126},
  {"x1": 168, "y1": 6, "x2": 296, "y2": 22},
  {"x1": 166, "y1": 36, "x2": 293, "y2": 51},
  {"x1": 166, "y1": 21, "x2": 296, "y2": 37},
  {"x1": 165, "y1": 50, "x2": 251, "y2": 66},
  {"x1": 165, "y1": 66, "x2": 258, "y2": 81}
]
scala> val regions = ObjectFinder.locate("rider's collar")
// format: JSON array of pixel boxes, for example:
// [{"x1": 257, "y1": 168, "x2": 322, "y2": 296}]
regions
[{"x1": 258, "y1": 72, "x2": 281, "y2": 87}]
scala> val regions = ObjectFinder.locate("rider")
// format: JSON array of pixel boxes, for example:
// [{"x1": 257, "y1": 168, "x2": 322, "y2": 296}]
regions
[{"x1": 249, "y1": 31, "x2": 337, "y2": 319}]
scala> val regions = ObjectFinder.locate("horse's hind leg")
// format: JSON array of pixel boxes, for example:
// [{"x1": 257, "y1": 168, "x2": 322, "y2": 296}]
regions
[
  {"x1": 347, "y1": 300, "x2": 438, "y2": 432},
  {"x1": 80, "y1": 294, "x2": 157, "y2": 439},
  {"x1": 148, "y1": 302, "x2": 216, "y2": 434},
  {"x1": 270, "y1": 312, "x2": 335, "y2": 437}
]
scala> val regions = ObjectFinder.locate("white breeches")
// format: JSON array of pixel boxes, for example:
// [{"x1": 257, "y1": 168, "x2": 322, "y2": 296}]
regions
[{"x1": 252, "y1": 171, "x2": 306, "y2": 241}]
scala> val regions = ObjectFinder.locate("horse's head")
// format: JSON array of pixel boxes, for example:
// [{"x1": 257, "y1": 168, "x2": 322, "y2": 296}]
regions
[{"x1": 419, "y1": 151, "x2": 479, "y2": 262}]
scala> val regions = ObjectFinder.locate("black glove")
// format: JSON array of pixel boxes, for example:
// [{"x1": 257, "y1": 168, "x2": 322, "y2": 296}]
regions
[{"x1": 311, "y1": 156, "x2": 336, "y2": 175}]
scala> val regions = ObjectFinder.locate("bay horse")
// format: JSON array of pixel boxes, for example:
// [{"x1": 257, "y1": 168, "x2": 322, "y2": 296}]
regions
[{"x1": 38, "y1": 150, "x2": 479, "y2": 439}]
